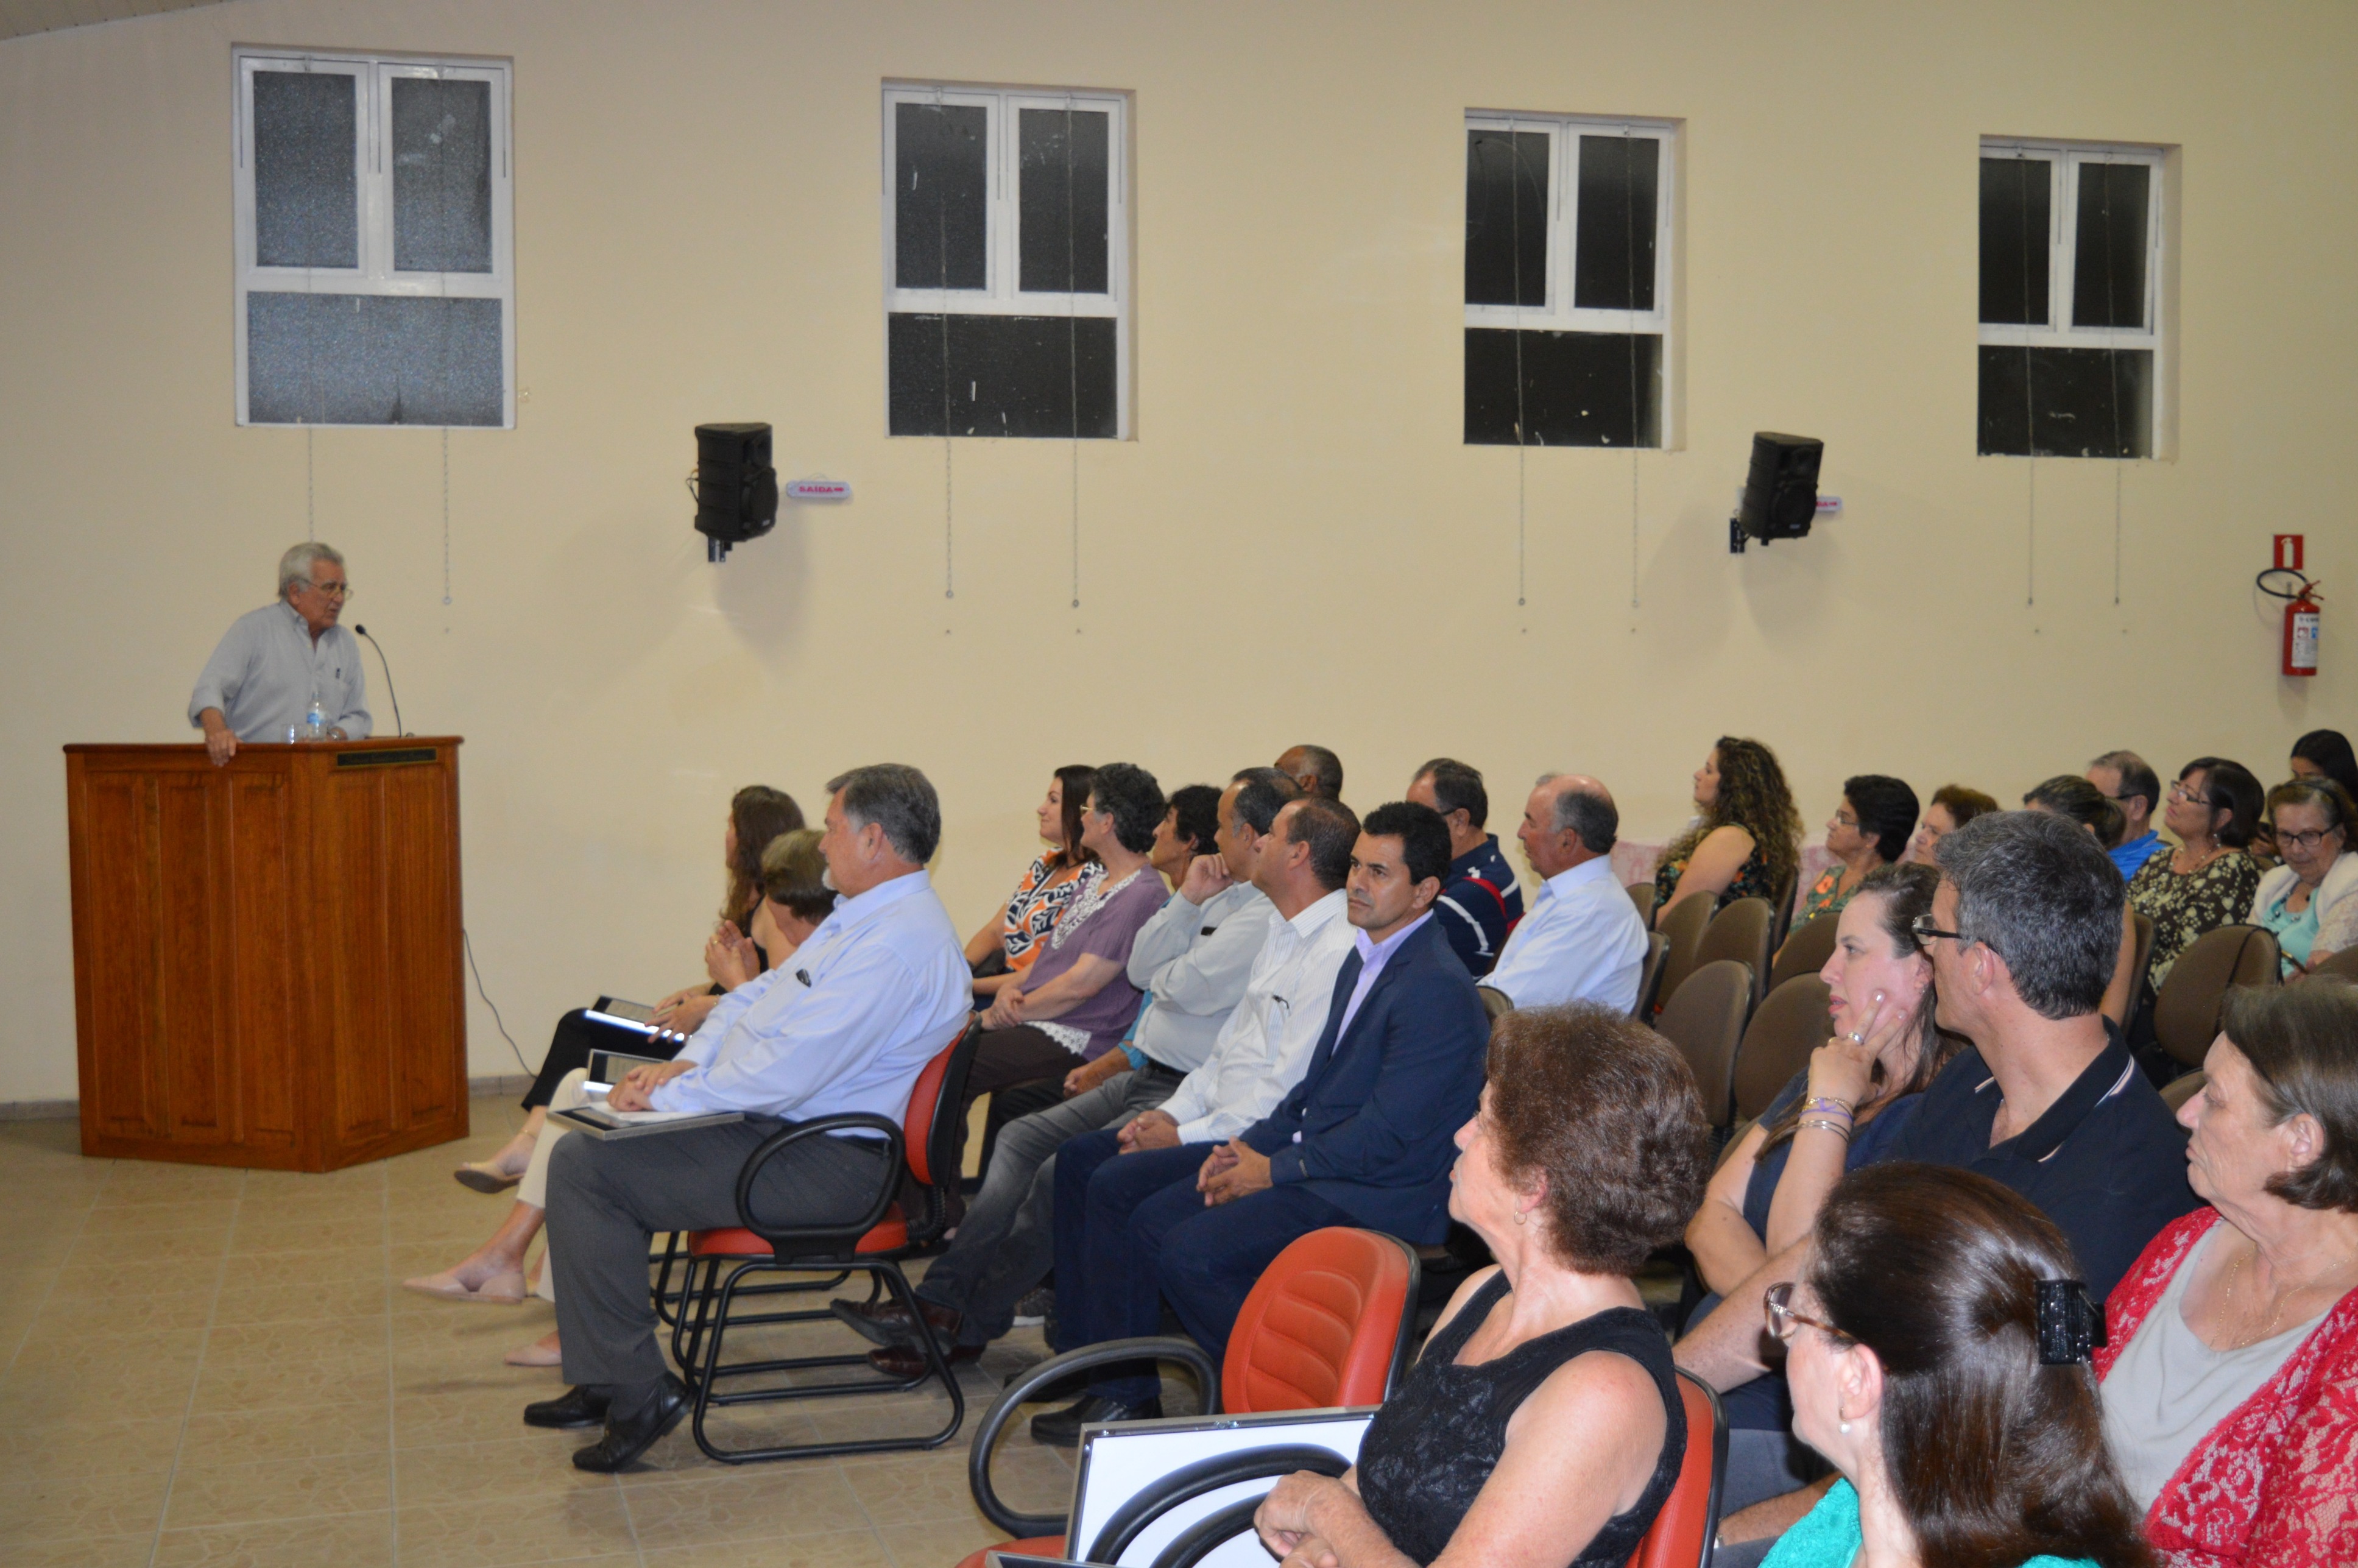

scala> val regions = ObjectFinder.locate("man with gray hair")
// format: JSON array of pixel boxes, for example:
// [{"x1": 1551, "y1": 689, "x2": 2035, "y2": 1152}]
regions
[
  {"x1": 189, "y1": 542, "x2": 371, "y2": 764},
  {"x1": 1478, "y1": 772, "x2": 1646, "y2": 1011},
  {"x1": 2086, "y1": 749, "x2": 2165, "y2": 878},
  {"x1": 526, "y1": 764, "x2": 971, "y2": 1473}
]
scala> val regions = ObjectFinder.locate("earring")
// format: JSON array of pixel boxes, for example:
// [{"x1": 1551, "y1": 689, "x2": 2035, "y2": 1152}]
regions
[
  {"x1": 1514, "y1": 1210, "x2": 1527, "y2": 1226},
  {"x1": 1838, "y1": 1421, "x2": 1851, "y2": 1435}
]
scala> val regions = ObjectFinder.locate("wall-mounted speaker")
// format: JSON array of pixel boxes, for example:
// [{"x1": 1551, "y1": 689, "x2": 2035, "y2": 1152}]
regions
[
  {"x1": 1731, "y1": 432, "x2": 1824, "y2": 554},
  {"x1": 693, "y1": 423, "x2": 778, "y2": 562}
]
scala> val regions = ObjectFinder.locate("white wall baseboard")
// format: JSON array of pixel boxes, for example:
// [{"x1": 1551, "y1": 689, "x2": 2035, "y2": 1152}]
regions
[{"x1": 3, "y1": 1076, "x2": 541, "y2": 1124}]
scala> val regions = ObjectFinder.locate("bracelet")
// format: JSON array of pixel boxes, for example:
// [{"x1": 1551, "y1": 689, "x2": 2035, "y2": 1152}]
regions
[
  {"x1": 1798, "y1": 1117, "x2": 1854, "y2": 1139},
  {"x1": 1801, "y1": 1096, "x2": 1855, "y2": 1118}
]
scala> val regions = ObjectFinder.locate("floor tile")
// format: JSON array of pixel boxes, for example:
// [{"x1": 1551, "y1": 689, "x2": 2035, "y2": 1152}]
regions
[
  {"x1": 0, "y1": 1414, "x2": 185, "y2": 1481},
  {"x1": 612, "y1": 1464, "x2": 863, "y2": 1546},
  {"x1": 93, "y1": 1166, "x2": 248, "y2": 1206},
  {"x1": 161, "y1": 1451, "x2": 395, "y2": 1528},
  {"x1": 63, "y1": 1226, "x2": 230, "y2": 1266},
  {"x1": 154, "y1": 1510, "x2": 396, "y2": 1567},
  {"x1": 177, "y1": 1399, "x2": 394, "y2": 1466},
  {"x1": 189, "y1": 1350, "x2": 393, "y2": 1414},
  {"x1": 74, "y1": 1199, "x2": 240, "y2": 1237},
  {"x1": 0, "y1": 1533, "x2": 158, "y2": 1568},
  {"x1": 205, "y1": 1316, "x2": 392, "y2": 1364},
  {"x1": 395, "y1": 1436, "x2": 616, "y2": 1508},
  {"x1": 638, "y1": 1528, "x2": 893, "y2": 1568},
  {"x1": 214, "y1": 1277, "x2": 392, "y2": 1325},
  {"x1": 391, "y1": 1486, "x2": 640, "y2": 1568},
  {"x1": 874, "y1": 1513, "x2": 1003, "y2": 1567},
  {"x1": 0, "y1": 1470, "x2": 174, "y2": 1547}
]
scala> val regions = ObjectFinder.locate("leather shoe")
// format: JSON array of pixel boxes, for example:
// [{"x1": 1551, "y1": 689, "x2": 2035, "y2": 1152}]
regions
[
  {"x1": 831, "y1": 1294, "x2": 962, "y2": 1351},
  {"x1": 866, "y1": 1342, "x2": 982, "y2": 1379},
  {"x1": 570, "y1": 1375, "x2": 690, "y2": 1472},
  {"x1": 523, "y1": 1386, "x2": 609, "y2": 1430},
  {"x1": 1028, "y1": 1393, "x2": 1162, "y2": 1448}
]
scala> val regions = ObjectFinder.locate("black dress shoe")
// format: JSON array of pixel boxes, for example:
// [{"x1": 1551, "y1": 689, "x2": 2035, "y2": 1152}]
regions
[
  {"x1": 571, "y1": 1374, "x2": 690, "y2": 1472},
  {"x1": 523, "y1": 1386, "x2": 609, "y2": 1430},
  {"x1": 866, "y1": 1341, "x2": 983, "y2": 1379},
  {"x1": 831, "y1": 1294, "x2": 962, "y2": 1351},
  {"x1": 1028, "y1": 1393, "x2": 1162, "y2": 1448}
]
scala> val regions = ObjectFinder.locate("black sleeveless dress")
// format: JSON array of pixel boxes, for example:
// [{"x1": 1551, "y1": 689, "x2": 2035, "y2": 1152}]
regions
[{"x1": 1355, "y1": 1274, "x2": 1684, "y2": 1567}]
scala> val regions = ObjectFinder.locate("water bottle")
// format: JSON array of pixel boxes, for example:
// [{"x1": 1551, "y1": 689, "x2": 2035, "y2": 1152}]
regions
[{"x1": 304, "y1": 691, "x2": 327, "y2": 741}]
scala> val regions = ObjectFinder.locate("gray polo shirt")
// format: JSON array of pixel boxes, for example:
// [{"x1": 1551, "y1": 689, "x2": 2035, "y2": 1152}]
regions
[{"x1": 188, "y1": 601, "x2": 373, "y2": 741}]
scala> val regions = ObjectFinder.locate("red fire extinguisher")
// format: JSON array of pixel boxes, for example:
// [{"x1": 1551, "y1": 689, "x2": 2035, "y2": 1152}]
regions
[{"x1": 2259, "y1": 535, "x2": 2321, "y2": 678}]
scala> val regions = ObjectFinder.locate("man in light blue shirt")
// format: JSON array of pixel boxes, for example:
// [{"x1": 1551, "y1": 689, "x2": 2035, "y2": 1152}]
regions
[
  {"x1": 2088, "y1": 750, "x2": 2167, "y2": 879},
  {"x1": 532, "y1": 765, "x2": 970, "y2": 1472},
  {"x1": 1481, "y1": 772, "x2": 1648, "y2": 1013},
  {"x1": 189, "y1": 542, "x2": 371, "y2": 763}
]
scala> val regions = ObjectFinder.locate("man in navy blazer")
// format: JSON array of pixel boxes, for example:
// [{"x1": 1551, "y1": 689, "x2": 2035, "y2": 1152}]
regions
[{"x1": 1030, "y1": 800, "x2": 1491, "y2": 1444}]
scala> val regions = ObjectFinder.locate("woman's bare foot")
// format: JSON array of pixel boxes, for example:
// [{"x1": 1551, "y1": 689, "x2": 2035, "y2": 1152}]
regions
[{"x1": 504, "y1": 1329, "x2": 562, "y2": 1367}]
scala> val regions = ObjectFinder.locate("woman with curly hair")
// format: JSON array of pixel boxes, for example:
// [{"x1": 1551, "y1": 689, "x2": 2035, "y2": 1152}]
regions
[{"x1": 1655, "y1": 737, "x2": 1803, "y2": 919}]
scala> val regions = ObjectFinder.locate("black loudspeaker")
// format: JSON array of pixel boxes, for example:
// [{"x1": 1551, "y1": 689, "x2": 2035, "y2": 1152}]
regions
[
  {"x1": 1731, "y1": 432, "x2": 1824, "y2": 553},
  {"x1": 693, "y1": 423, "x2": 779, "y2": 562}
]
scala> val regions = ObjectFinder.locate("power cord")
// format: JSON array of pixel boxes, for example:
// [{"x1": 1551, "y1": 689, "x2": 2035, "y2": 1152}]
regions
[{"x1": 462, "y1": 928, "x2": 537, "y2": 1078}]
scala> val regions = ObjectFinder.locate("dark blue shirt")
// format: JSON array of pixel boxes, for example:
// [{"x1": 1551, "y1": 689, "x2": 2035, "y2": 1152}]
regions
[{"x1": 1431, "y1": 834, "x2": 1524, "y2": 976}]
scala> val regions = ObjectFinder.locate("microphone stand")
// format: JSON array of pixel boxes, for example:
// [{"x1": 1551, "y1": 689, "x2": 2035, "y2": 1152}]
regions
[{"x1": 352, "y1": 624, "x2": 406, "y2": 737}]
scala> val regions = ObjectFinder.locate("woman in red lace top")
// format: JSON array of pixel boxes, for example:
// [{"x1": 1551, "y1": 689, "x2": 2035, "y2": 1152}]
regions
[{"x1": 2095, "y1": 983, "x2": 2358, "y2": 1567}]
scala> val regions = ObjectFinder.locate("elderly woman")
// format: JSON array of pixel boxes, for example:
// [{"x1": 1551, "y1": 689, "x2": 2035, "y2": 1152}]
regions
[
  {"x1": 2250, "y1": 778, "x2": 2358, "y2": 975},
  {"x1": 967, "y1": 764, "x2": 1099, "y2": 1001},
  {"x1": 2097, "y1": 984, "x2": 2358, "y2": 1564},
  {"x1": 1902, "y1": 783, "x2": 1997, "y2": 866},
  {"x1": 1762, "y1": 1164, "x2": 2156, "y2": 1568},
  {"x1": 2128, "y1": 758, "x2": 2265, "y2": 989},
  {"x1": 1254, "y1": 1005, "x2": 1713, "y2": 1568},
  {"x1": 1796, "y1": 775, "x2": 1919, "y2": 925},
  {"x1": 1656, "y1": 736, "x2": 1803, "y2": 918}
]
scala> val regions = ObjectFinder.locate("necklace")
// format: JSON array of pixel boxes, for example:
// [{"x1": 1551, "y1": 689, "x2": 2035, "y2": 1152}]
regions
[{"x1": 2219, "y1": 1242, "x2": 2287, "y2": 1351}]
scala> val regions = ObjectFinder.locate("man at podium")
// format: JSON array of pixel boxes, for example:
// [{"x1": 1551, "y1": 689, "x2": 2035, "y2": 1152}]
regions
[{"x1": 188, "y1": 542, "x2": 372, "y2": 764}]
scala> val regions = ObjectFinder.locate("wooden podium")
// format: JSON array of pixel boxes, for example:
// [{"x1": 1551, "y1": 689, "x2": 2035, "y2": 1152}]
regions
[{"x1": 64, "y1": 737, "x2": 469, "y2": 1171}]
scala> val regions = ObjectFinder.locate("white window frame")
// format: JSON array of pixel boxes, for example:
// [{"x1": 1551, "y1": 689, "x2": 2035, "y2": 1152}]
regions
[
  {"x1": 232, "y1": 48, "x2": 516, "y2": 428},
  {"x1": 1977, "y1": 139, "x2": 2164, "y2": 353},
  {"x1": 881, "y1": 82, "x2": 1131, "y2": 437}
]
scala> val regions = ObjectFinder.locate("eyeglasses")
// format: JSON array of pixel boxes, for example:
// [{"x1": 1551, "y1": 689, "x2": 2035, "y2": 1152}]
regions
[
  {"x1": 1910, "y1": 913, "x2": 1969, "y2": 945},
  {"x1": 300, "y1": 580, "x2": 353, "y2": 599},
  {"x1": 2168, "y1": 782, "x2": 2211, "y2": 806},
  {"x1": 1832, "y1": 811, "x2": 1860, "y2": 828},
  {"x1": 1763, "y1": 1282, "x2": 1848, "y2": 1346},
  {"x1": 2276, "y1": 828, "x2": 2341, "y2": 852}
]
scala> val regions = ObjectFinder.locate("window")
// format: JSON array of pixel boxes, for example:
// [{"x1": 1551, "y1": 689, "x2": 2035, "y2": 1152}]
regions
[
  {"x1": 1463, "y1": 113, "x2": 1675, "y2": 448},
  {"x1": 233, "y1": 49, "x2": 514, "y2": 428},
  {"x1": 1979, "y1": 139, "x2": 2164, "y2": 457},
  {"x1": 884, "y1": 84, "x2": 1129, "y2": 439}
]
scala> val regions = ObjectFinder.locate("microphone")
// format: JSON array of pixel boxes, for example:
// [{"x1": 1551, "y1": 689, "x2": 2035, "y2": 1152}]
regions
[{"x1": 352, "y1": 624, "x2": 407, "y2": 737}]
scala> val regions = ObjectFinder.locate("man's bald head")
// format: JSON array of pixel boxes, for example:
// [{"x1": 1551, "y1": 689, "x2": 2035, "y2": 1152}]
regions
[{"x1": 1517, "y1": 772, "x2": 1618, "y2": 879}]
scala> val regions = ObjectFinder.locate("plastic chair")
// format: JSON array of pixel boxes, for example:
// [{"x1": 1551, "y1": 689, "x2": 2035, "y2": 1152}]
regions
[
  {"x1": 1696, "y1": 898, "x2": 1776, "y2": 1009},
  {"x1": 1631, "y1": 931, "x2": 1671, "y2": 1022},
  {"x1": 2153, "y1": 925, "x2": 2281, "y2": 1071},
  {"x1": 1478, "y1": 985, "x2": 1516, "y2": 1021},
  {"x1": 1731, "y1": 975, "x2": 1835, "y2": 1124},
  {"x1": 1768, "y1": 911, "x2": 1839, "y2": 992},
  {"x1": 1630, "y1": 1372, "x2": 1728, "y2": 1568},
  {"x1": 1627, "y1": 880, "x2": 1657, "y2": 929},
  {"x1": 2161, "y1": 1070, "x2": 2207, "y2": 1112},
  {"x1": 958, "y1": 1226, "x2": 1421, "y2": 1563},
  {"x1": 1653, "y1": 959, "x2": 1753, "y2": 1129},
  {"x1": 2127, "y1": 911, "x2": 2158, "y2": 1010},
  {"x1": 1767, "y1": 863, "x2": 1802, "y2": 953},
  {"x1": 2306, "y1": 944, "x2": 2358, "y2": 984},
  {"x1": 658, "y1": 1023, "x2": 977, "y2": 1463},
  {"x1": 1652, "y1": 895, "x2": 1714, "y2": 1015}
]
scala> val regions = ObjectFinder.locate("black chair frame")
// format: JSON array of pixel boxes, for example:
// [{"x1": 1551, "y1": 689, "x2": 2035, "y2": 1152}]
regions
[{"x1": 969, "y1": 1335, "x2": 1222, "y2": 1536}]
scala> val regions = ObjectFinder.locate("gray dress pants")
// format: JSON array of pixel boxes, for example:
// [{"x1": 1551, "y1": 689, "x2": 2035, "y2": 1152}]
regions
[
  {"x1": 546, "y1": 1117, "x2": 892, "y2": 1405},
  {"x1": 914, "y1": 1064, "x2": 1181, "y2": 1347}
]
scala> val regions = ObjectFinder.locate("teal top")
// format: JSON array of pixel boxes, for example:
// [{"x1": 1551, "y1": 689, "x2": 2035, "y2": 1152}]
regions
[
  {"x1": 1759, "y1": 1480, "x2": 2103, "y2": 1568},
  {"x1": 2257, "y1": 884, "x2": 2322, "y2": 975}
]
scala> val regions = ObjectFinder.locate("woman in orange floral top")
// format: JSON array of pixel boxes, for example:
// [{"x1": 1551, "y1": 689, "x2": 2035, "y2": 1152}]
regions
[{"x1": 966, "y1": 765, "x2": 1099, "y2": 1001}]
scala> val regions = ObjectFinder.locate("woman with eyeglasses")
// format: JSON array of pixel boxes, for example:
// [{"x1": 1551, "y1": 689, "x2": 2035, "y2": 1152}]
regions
[
  {"x1": 1901, "y1": 783, "x2": 1998, "y2": 867},
  {"x1": 2127, "y1": 759, "x2": 2265, "y2": 989},
  {"x1": 2095, "y1": 983, "x2": 2358, "y2": 1566},
  {"x1": 1795, "y1": 775, "x2": 1918, "y2": 925},
  {"x1": 1756, "y1": 1163, "x2": 2156, "y2": 1568},
  {"x1": 2248, "y1": 778, "x2": 2357, "y2": 976}
]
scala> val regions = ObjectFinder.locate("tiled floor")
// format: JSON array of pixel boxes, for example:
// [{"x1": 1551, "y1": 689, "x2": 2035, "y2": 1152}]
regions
[{"x1": 0, "y1": 1098, "x2": 1104, "y2": 1568}]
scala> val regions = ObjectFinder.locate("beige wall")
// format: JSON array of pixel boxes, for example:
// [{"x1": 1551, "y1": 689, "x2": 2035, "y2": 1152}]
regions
[{"x1": 4, "y1": 0, "x2": 2351, "y2": 1101}]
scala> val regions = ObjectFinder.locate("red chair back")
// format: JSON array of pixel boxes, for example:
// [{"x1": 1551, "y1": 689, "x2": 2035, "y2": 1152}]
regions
[
  {"x1": 1627, "y1": 1372, "x2": 1726, "y2": 1568},
  {"x1": 1221, "y1": 1227, "x2": 1419, "y2": 1413},
  {"x1": 905, "y1": 1021, "x2": 978, "y2": 1190}
]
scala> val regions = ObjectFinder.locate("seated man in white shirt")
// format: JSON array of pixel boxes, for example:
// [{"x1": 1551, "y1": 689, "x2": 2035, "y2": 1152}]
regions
[
  {"x1": 1480, "y1": 772, "x2": 1647, "y2": 1012},
  {"x1": 525, "y1": 765, "x2": 972, "y2": 1473},
  {"x1": 830, "y1": 766, "x2": 1296, "y2": 1372}
]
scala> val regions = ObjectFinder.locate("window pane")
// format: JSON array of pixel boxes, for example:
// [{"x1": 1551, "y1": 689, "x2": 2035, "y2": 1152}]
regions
[
  {"x1": 895, "y1": 103, "x2": 989, "y2": 291},
  {"x1": 1018, "y1": 107, "x2": 1110, "y2": 294},
  {"x1": 1464, "y1": 328, "x2": 1661, "y2": 447},
  {"x1": 2072, "y1": 162, "x2": 2151, "y2": 330},
  {"x1": 1465, "y1": 130, "x2": 1548, "y2": 308},
  {"x1": 1977, "y1": 345, "x2": 2150, "y2": 457},
  {"x1": 252, "y1": 71, "x2": 358, "y2": 269},
  {"x1": 1573, "y1": 135, "x2": 1659, "y2": 312},
  {"x1": 888, "y1": 313, "x2": 1117, "y2": 437},
  {"x1": 392, "y1": 77, "x2": 493, "y2": 274},
  {"x1": 1979, "y1": 157, "x2": 2050, "y2": 326},
  {"x1": 249, "y1": 292, "x2": 503, "y2": 426}
]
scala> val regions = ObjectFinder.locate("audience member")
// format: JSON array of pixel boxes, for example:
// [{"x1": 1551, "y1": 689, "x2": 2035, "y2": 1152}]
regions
[
  {"x1": 1902, "y1": 783, "x2": 1997, "y2": 866},
  {"x1": 2089, "y1": 750, "x2": 2167, "y2": 878},
  {"x1": 2290, "y1": 727, "x2": 2358, "y2": 804},
  {"x1": 1151, "y1": 783, "x2": 1224, "y2": 888},
  {"x1": 453, "y1": 784, "x2": 804, "y2": 1193},
  {"x1": 1682, "y1": 810, "x2": 2198, "y2": 1553},
  {"x1": 1481, "y1": 773, "x2": 1647, "y2": 1012},
  {"x1": 2129, "y1": 758, "x2": 2265, "y2": 988},
  {"x1": 830, "y1": 771, "x2": 1283, "y2": 1374},
  {"x1": 2251, "y1": 778, "x2": 2358, "y2": 975},
  {"x1": 1408, "y1": 757, "x2": 1525, "y2": 976},
  {"x1": 1795, "y1": 774, "x2": 1918, "y2": 923},
  {"x1": 2021, "y1": 775, "x2": 2141, "y2": 1025},
  {"x1": 1277, "y1": 743, "x2": 1346, "y2": 800},
  {"x1": 965, "y1": 765, "x2": 1097, "y2": 1001},
  {"x1": 705, "y1": 828, "x2": 831, "y2": 987},
  {"x1": 1757, "y1": 1164, "x2": 2158, "y2": 1568},
  {"x1": 1656, "y1": 736, "x2": 1802, "y2": 917},
  {"x1": 1686, "y1": 863, "x2": 1955, "y2": 1515},
  {"x1": 528, "y1": 765, "x2": 971, "y2": 1471},
  {"x1": 1032, "y1": 800, "x2": 1486, "y2": 1443},
  {"x1": 1254, "y1": 1005, "x2": 1712, "y2": 1568},
  {"x1": 2098, "y1": 984, "x2": 2358, "y2": 1564}
]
